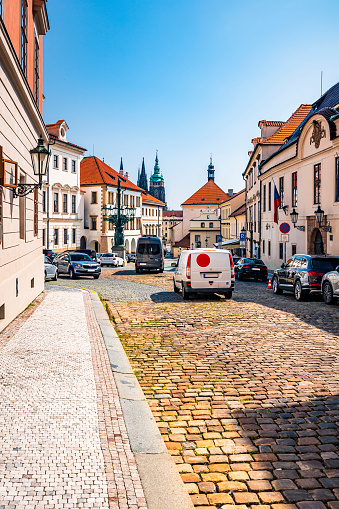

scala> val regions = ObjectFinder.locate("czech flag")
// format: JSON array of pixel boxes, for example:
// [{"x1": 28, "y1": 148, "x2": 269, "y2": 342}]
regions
[{"x1": 274, "y1": 184, "x2": 281, "y2": 224}]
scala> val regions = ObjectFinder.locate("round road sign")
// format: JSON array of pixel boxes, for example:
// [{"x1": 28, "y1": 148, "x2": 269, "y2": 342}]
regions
[{"x1": 280, "y1": 222, "x2": 290, "y2": 233}]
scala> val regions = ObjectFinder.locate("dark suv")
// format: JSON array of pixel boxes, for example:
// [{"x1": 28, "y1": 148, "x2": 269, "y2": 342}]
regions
[{"x1": 272, "y1": 254, "x2": 339, "y2": 301}]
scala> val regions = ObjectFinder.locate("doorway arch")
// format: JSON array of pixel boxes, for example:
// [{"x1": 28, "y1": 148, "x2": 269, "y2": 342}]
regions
[
  {"x1": 311, "y1": 228, "x2": 324, "y2": 255},
  {"x1": 80, "y1": 236, "x2": 86, "y2": 249},
  {"x1": 131, "y1": 238, "x2": 136, "y2": 253},
  {"x1": 125, "y1": 239, "x2": 130, "y2": 253}
]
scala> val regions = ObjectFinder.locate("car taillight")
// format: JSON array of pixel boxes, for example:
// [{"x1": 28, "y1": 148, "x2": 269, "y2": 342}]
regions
[
  {"x1": 243, "y1": 265, "x2": 250, "y2": 269},
  {"x1": 229, "y1": 253, "x2": 235, "y2": 278},
  {"x1": 186, "y1": 254, "x2": 191, "y2": 279},
  {"x1": 308, "y1": 271, "x2": 324, "y2": 277}
]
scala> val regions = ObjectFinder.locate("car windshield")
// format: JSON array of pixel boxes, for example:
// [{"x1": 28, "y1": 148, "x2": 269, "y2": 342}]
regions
[
  {"x1": 138, "y1": 240, "x2": 161, "y2": 255},
  {"x1": 242, "y1": 259, "x2": 255, "y2": 265},
  {"x1": 311, "y1": 258, "x2": 339, "y2": 271},
  {"x1": 69, "y1": 253, "x2": 92, "y2": 262},
  {"x1": 102, "y1": 254, "x2": 113, "y2": 257}
]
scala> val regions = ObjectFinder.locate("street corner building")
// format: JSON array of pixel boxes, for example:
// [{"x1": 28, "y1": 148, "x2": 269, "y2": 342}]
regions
[{"x1": 0, "y1": 1, "x2": 50, "y2": 332}]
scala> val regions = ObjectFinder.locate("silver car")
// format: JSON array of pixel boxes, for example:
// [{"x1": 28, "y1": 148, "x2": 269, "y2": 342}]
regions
[
  {"x1": 100, "y1": 253, "x2": 115, "y2": 267},
  {"x1": 322, "y1": 266, "x2": 339, "y2": 304},
  {"x1": 44, "y1": 256, "x2": 58, "y2": 281}
]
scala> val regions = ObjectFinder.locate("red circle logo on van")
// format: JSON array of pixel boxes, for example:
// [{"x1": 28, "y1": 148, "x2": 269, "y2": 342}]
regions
[{"x1": 196, "y1": 253, "x2": 210, "y2": 267}]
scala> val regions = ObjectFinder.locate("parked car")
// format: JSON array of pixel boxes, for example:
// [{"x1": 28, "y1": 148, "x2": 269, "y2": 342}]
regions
[
  {"x1": 321, "y1": 264, "x2": 339, "y2": 304},
  {"x1": 232, "y1": 256, "x2": 241, "y2": 266},
  {"x1": 127, "y1": 253, "x2": 136, "y2": 263},
  {"x1": 272, "y1": 254, "x2": 339, "y2": 301},
  {"x1": 43, "y1": 249, "x2": 55, "y2": 262},
  {"x1": 135, "y1": 236, "x2": 164, "y2": 273},
  {"x1": 112, "y1": 253, "x2": 125, "y2": 267},
  {"x1": 54, "y1": 252, "x2": 101, "y2": 279},
  {"x1": 75, "y1": 249, "x2": 98, "y2": 261},
  {"x1": 234, "y1": 258, "x2": 268, "y2": 282},
  {"x1": 173, "y1": 248, "x2": 235, "y2": 299},
  {"x1": 44, "y1": 256, "x2": 58, "y2": 281},
  {"x1": 100, "y1": 253, "x2": 116, "y2": 267}
]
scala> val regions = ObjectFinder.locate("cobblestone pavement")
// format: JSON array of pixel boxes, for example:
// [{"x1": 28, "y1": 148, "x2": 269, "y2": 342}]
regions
[
  {"x1": 102, "y1": 269, "x2": 339, "y2": 509},
  {"x1": 0, "y1": 289, "x2": 146, "y2": 509},
  {"x1": 46, "y1": 271, "x2": 181, "y2": 302}
]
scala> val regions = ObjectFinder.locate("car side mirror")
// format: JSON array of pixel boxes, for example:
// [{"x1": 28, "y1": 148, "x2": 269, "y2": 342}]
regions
[{"x1": 281, "y1": 263, "x2": 285, "y2": 269}]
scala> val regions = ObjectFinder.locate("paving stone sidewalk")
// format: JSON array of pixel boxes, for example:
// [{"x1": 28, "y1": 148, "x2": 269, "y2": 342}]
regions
[{"x1": 0, "y1": 289, "x2": 147, "y2": 509}]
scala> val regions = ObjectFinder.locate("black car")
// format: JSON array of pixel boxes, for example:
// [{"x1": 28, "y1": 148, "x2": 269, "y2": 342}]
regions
[
  {"x1": 43, "y1": 249, "x2": 55, "y2": 261},
  {"x1": 54, "y1": 252, "x2": 101, "y2": 279},
  {"x1": 235, "y1": 258, "x2": 268, "y2": 282},
  {"x1": 272, "y1": 254, "x2": 339, "y2": 301}
]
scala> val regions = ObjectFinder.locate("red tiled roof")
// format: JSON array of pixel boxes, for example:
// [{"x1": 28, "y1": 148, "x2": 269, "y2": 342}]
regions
[
  {"x1": 182, "y1": 180, "x2": 229, "y2": 206},
  {"x1": 221, "y1": 188, "x2": 245, "y2": 204},
  {"x1": 261, "y1": 104, "x2": 312, "y2": 145},
  {"x1": 230, "y1": 203, "x2": 246, "y2": 217},
  {"x1": 80, "y1": 156, "x2": 142, "y2": 192},
  {"x1": 251, "y1": 137, "x2": 261, "y2": 145},
  {"x1": 141, "y1": 190, "x2": 165, "y2": 206},
  {"x1": 174, "y1": 234, "x2": 190, "y2": 248},
  {"x1": 45, "y1": 120, "x2": 64, "y2": 128},
  {"x1": 163, "y1": 210, "x2": 183, "y2": 218},
  {"x1": 258, "y1": 120, "x2": 284, "y2": 128}
]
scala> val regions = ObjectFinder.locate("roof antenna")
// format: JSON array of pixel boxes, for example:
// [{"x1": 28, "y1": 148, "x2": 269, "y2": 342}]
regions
[{"x1": 321, "y1": 71, "x2": 323, "y2": 96}]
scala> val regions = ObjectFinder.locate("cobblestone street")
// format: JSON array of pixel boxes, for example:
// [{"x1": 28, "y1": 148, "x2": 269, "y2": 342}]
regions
[{"x1": 50, "y1": 267, "x2": 339, "y2": 509}]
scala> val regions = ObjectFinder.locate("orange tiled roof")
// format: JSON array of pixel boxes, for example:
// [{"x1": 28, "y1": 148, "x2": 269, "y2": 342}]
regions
[
  {"x1": 261, "y1": 104, "x2": 312, "y2": 145},
  {"x1": 258, "y1": 120, "x2": 284, "y2": 128},
  {"x1": 163, "y1": 210, "x2": 183, "y2": 218},
  {"x1": 45, "y1": 120, "x2": 64, "y2": 128},
  {"x1": 80, "y1": 156, "x2": 143, "y2": 192},
  {"x1": 251, "y1": 137, "x2": 261, "y2": 145},
  {"x1": 182, "y1": 180, "x2": 229, "y2": 206},
  {"x1": 141, "y1": 190, "x2": 165, "y2": 206}
]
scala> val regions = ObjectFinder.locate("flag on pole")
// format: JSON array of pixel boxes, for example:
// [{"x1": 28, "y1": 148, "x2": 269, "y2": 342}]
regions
[{"x1": 274, "y1": 183, "x2": 281, "y2": 224}]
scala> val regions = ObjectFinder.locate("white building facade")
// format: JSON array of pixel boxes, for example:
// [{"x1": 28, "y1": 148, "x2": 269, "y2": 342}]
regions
[
  {"x1": 0, "y1": 1, "x2": 50, "y2": 332},
  {"x1": 43, "y1": 120, "x2": 86, "y2": 252}
]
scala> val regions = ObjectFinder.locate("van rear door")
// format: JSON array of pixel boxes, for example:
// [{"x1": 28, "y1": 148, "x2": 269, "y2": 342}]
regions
[{"x1": 190, "y1": 251, "x2": 231, "y2": 290}]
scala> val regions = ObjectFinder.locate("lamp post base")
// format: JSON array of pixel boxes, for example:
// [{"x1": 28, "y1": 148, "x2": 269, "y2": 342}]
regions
[{"x1": 112, "y1": 245, "x2": 126, "y2": 263}]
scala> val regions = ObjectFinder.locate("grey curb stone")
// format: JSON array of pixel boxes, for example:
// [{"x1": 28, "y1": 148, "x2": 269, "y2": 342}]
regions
[{"x1": 89, "y1": 292, "x2": 194, "y2": 509}]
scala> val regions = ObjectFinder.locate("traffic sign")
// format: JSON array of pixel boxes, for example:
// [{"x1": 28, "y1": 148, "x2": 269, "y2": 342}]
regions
[
  {"x1": 240, "y1": 231, "x2": 246, "y2": 249},
  {"x1": 280, "y1": 223, "x2": 290, "y2": 233},
  {"x1": 281, "y1": 234, "x2": 289, "y2": 242}
]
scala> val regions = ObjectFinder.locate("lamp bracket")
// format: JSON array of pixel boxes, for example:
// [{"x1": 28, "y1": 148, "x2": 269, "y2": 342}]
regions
[
  {"x1": 293, "y1": 224, "x2": 305, "y2": 232},
  {"x1": 12, "y1": 181, "x2": 42, "y2": 198}
]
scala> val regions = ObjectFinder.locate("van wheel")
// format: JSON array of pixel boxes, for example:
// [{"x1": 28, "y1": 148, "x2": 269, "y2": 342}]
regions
[
  {"x1": 182, "y1": 284, "x2": 190, "y2": 300},
  {"x1": 224, "y1": 292, "x2": 232, "y2": 299},
  {"x1": 53, "y1": 270, "x2": 58, "y2": 281},
  {"x1": 136, "y1": 267, "x2": 140, "y2": 274},
  {"x1": 173, "y1": 281, "x2": 179, "y2": 293}
]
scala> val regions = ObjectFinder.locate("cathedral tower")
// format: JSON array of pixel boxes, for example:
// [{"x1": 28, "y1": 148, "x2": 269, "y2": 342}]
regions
[
  {"x1": 149, "y1": 151, "x2": 166, "y2": 205},
  {"x1": 137, "y1": 157, "x2": 148, "y2": 192}
]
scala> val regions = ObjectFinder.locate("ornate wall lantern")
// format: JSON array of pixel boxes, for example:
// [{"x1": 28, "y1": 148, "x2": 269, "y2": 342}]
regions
[
  {"x1": 290, "y1": 208, "x2": 305, "y2": 231},
  {"x1": 0, "y1": 135, "x2": 51, "y2": 198},
  {"x1": 314, "y1": 205, "x2": 332, "y2": 232}
]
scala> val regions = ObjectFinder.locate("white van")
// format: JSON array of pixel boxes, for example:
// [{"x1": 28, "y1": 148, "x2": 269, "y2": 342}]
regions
[{"x1": 173, "y1": 248, "x2": 235, "y2": 299}]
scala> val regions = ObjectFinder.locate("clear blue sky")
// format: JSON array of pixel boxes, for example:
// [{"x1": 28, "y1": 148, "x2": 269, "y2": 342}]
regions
[{"x1": 43, "y1": 0, "x2": 339, "y2": 209}]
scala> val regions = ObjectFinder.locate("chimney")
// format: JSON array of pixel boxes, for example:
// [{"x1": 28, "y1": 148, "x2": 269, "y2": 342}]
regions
[{"x1": 228, "y1": 189, "x2": 233, "y2": 197}]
